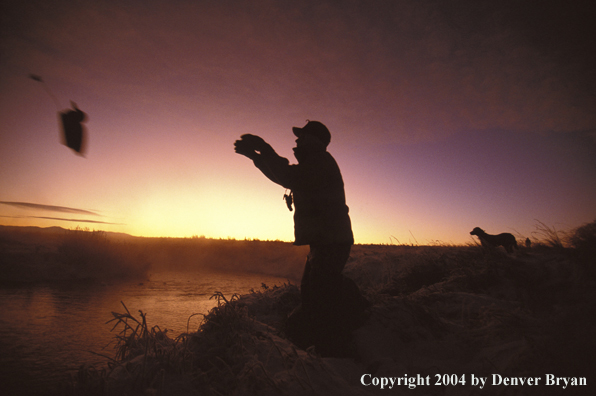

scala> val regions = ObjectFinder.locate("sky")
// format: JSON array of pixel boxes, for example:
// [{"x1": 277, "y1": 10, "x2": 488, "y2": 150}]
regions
[{"x1": 1, "y1": 0, "x2": 595, "y2": 245}]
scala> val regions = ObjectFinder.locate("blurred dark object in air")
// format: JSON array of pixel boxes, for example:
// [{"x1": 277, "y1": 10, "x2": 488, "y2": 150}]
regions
[
  {"x1": 29, "y1": 74, "x2": 43, "y2": 82},
  {"x1": 60, "y1": 101, "x2": 87, "y2": 155},
  {"x1": 29, "y1": 74, "x2": 88, "y2": 156}
]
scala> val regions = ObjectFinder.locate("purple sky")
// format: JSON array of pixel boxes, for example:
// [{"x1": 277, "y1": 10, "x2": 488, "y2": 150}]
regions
[{"x1": 1, "y1": 0, "x2": 595, "y2": 244}]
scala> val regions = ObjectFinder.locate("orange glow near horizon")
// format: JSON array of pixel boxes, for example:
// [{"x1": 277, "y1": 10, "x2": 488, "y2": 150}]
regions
[{"x1": 1, "y1": 0, "x2": 595, "y2": 246}]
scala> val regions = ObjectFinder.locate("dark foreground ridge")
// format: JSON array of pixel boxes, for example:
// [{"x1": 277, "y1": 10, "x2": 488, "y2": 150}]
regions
[{"x1": 65, "y1": 221, "x2": 595, "y2": 395}]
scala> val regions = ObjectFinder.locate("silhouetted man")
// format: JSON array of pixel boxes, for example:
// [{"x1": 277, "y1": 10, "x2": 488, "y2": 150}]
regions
[{"x1": 234, "y1": 120, "x2": 367, "y2": 355}]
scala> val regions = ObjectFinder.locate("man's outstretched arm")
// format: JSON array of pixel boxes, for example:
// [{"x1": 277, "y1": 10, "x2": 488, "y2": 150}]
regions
[{"x1": 234, "y1": 134, "x2": 293, "y2": 188}]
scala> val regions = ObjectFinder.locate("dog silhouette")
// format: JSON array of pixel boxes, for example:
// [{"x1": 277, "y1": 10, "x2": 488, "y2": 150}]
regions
[{"x1": 470, "y1": 227, "x2": 518, "y2": 253}]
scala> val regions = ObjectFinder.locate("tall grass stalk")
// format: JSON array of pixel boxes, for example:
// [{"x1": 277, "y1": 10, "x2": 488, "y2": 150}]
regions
[{"x1": 531, "y1": 220, "x2": 567, "y2": 248}]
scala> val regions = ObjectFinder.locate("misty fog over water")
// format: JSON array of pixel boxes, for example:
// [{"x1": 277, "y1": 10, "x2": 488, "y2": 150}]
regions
[{"x1": 0, "y1": 271, "x2": 289, "y2": 396}]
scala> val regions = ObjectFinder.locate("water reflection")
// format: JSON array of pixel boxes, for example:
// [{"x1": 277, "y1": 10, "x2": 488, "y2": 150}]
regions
[{"x1": 0, "y1": 271, "x2": 288, "y2": 396}]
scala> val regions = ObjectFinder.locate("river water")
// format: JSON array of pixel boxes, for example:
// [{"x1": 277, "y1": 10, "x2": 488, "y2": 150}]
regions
[{"x1": 0, "y1": 271, "x2": 289, "y2": 396}]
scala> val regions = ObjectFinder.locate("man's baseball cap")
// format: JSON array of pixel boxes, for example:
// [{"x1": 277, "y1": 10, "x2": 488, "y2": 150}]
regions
[{"x1": 292, "y1": 120, "x2": 331, "y2": 147}]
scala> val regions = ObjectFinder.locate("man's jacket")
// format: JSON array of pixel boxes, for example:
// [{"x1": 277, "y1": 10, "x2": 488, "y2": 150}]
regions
[{"x1": 253, "y1": 145, "x2": 354, "y2": 246}]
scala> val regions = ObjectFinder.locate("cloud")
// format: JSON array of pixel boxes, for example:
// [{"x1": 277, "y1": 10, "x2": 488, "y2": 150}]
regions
[
  {"x1": 31, "y1": 216, "x2": 122, "y2": 225},
  {"x1": 0, "y1": 214, "x2": 122, "y2": 225},
  {"x1": 0, "y1": 202, "x2": 124, "y2": 225},
  {"x1": 0, "y1": 201, "x2": 100, "y2": 216}
]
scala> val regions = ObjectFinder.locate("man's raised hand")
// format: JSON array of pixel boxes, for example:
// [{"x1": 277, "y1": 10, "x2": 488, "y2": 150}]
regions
[{"x1": 234, "y1": 134, "x2": 269, "y2": 159}]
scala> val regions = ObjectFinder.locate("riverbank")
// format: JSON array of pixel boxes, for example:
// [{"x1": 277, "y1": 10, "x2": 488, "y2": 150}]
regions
[{"x1": 70, "y1": 221, "x2": 596, "y2": 395}]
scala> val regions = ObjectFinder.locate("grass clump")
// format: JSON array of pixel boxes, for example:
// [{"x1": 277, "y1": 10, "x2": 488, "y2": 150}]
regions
[
  {"x1": 70, "y1": 301, "x2": 194, "y2": 395},
  {"x1": 531, "y1": 220, "x2": 568, "y2": 249},
  {"x1": 71, "y1": 286, "x2": 305, "y2": 396}
]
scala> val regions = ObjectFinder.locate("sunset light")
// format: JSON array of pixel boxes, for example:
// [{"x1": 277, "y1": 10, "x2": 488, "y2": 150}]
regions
[
  {"x1": 1, "y1": 0, "x2": 595, "y2": 245},
  {"x1": 2, "y1": 2, "x2": 596, "y2": 395}
]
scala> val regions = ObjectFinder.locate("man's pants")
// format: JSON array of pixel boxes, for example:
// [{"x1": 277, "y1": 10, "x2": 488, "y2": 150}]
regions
[{"x1": 300, "y1": 243, "x2": 352, "y2": 316}]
